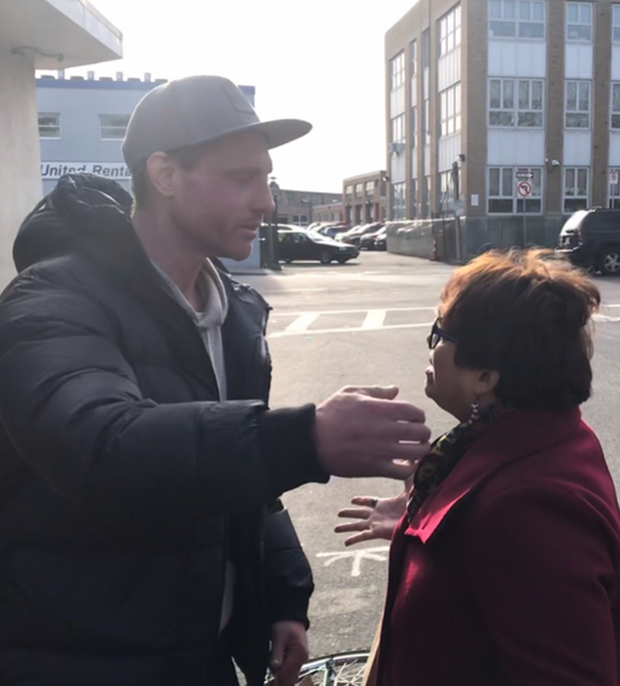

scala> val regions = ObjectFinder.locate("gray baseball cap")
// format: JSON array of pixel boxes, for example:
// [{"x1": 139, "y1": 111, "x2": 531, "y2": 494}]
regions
[{"x1": 122, "y1": 75, "x2": 312, "y2": 170}]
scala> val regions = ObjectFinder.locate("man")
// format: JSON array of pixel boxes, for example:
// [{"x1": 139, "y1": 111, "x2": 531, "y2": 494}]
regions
[{"x1": 0, "y1": 75, "x2": 430, "y2": 686}]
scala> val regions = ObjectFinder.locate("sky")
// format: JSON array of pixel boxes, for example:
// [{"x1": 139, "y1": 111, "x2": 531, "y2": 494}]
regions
[{"x1": 41, "y1": 0, "x2": 420, "y2": 193}]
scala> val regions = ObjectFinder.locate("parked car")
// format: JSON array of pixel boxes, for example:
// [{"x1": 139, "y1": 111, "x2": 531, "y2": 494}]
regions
[
  {"x1": 359, "y1": 226, "x2": 388, "y2": 250},
  {"x1": 556, "y1": 208, "x2": 620, "y2": 276},
  {"x1": 338, "y1": 222, "x2": 384, "y2": 248},
  {"x1": 277, "y1": 228, "x2": 359, "y2": 264},
  {"x1": 316, "y1": 224, "x2": 349, "y2": 240}
]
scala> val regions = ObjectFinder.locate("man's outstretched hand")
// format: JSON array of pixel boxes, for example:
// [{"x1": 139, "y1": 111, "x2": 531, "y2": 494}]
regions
[{"x1": 314, "y1": 386, "x2": 431, "y2": 480}]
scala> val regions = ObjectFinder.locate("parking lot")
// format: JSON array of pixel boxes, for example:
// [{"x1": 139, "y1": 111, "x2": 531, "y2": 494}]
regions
[{"x1": 243, "y1": 251, "x2": 620, "y2": 659}]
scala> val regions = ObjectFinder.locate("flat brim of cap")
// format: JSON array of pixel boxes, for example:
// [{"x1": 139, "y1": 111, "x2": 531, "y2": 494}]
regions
[{"x1": 204, "y1": 118, "x2": 312, "y2": 151}]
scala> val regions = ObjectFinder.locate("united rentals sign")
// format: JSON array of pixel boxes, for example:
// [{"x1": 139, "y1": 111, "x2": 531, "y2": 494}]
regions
[{"x1": 41, "y1": 162, "x2": 132, "y2": 180}]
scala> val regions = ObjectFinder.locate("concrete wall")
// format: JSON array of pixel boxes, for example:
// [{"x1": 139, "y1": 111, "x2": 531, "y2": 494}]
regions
[
  {"x1": 0, "y1": 46, "x2": 42, "y2": 286},
  {"x1": 386, "y1": 213, "x2": 566, "y2": 263},
  {"x1": 386, "y1": 220, "x2": 435, "y2": 259}
]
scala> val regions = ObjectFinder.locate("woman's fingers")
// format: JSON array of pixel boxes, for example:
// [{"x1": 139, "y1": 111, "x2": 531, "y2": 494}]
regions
[
  {"x1": 344, "y1": 530, "x2": 377, "y2": 547},
  {"x1": 337, "y1": 506, "x2": 372, "y2": 520}
]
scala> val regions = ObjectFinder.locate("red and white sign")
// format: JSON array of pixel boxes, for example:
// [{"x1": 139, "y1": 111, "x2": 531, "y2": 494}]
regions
[{"x1": 517, "y1": 180, "x2": 533, "y2": 198}]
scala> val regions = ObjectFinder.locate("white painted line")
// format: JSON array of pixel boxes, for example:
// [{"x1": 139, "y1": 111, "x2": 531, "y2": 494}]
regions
[
  {"x1": 594, "y1": 314, "x2": 620, "y2": 322},
  {"x1": 273, "y1": 306, "x2": 435, "y2": 318},
  {"x1": 362, "y1": 309, "x2": 387, "y2": 330},
  {"x1": 316, "y1": 546, "x2": 390, "y2": 577},
  {"x1": 270, "y1": 321, "x2": 433, "y2": 339},
  {"x1": 284, "y1": 312, "x2": 320, "y2": 333},
  {"x1": 262, "y1": 288, "x2": 328, "y2": 294}
]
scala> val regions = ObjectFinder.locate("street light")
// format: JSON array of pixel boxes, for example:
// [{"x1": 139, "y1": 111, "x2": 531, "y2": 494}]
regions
[
  {"x1": 265, "y1": 177, "x2": 281, "y2": 271},
  {"x1": 302, "y1": 197, "x2": 313, "y2": 227}
]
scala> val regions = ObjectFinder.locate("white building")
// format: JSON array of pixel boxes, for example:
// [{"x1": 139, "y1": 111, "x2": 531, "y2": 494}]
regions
[{"x1": 0, "y1": 0, "x2": 122, "y2": 284}]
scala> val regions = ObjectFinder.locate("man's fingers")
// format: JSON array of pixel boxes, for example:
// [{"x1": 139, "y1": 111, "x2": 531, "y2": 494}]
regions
[
  {"x1": 379, "y1": 420, "x2": 432, "y2": 444},
  {"x1": 382, "y1": 400, "x2": 427, "y2": 424},
  {"x1": 341, "y1": 385, "x2": 399, "y2": 400},
  {"x1": 337, "y1": 506, "x2": 372, "y2": 520},
  {"x1": 373, "y1": 459, "x2": 419, "y2": 481},
  {"x1": 384, "y1": 442, "x2": 431, "y2": 464}
]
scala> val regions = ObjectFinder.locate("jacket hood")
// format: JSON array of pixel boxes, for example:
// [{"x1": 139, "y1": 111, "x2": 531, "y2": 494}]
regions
[{"x1": 13, "y1": 173, "x2": 134, "y2": 273}]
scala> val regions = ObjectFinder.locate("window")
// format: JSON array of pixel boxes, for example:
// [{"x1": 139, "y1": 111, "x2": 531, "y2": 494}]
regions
[
  {"x1": 391, "y1": 182, "x2": 406, "y2": 220},
  {"x1": 566, "y1": 2, "x2": 592, "y2": 42},
  {"x1": 410, "y1": 40, "x2": 417, "y2": 77},
  {"x1": 365, "y1": 181, "x2": 376, "y2": 194},
  {"x1": 612, "y1": 84, "x2": 620, "y2": 129},
  {"x1": 423, "y1": 99, "x2": 430, "y2": 145},
  {"x1": 489, "y1": 79, "x2": 544, "y2": 127},
  {"x1": 411, "y1": 106, "x2": 418, "y2": 148},
  {"x1": 411, "y1": 178, "x2": 418, "y2": 218},
  {"x1": 355, "y1": 183, "x2": 364, "y2": 196},
  {"x1": 565, "y1": 80, "x2": 591, "y2": 128},
  {"x1": 38, "y1": 113, "x2": 60, "y2": 138},
  {"x1": 291, "y1": 215, "x2": 308, "y2": 225},
  {"x1": 564, "y1": 167, "x2": 589, "y2": 212},
  {"x1": 610, "y1": 169, "x2": 620, "y2": 208},
  {"x1": 345, "y1": 185, "x2": 353, "y2": 197},
  {"x1": 423, "y1": 175, "x2": 431, "y2": 218},
  {"x1": 422, "y1": 29, "x2": 430, "y2": 69},
  {"x1": 99, "y1": 114, "x2": 130, "y2": 139},
  {"x1": 614, "y1": 5, "x2": 620, "y2": 43},
  {"x1": 439, "y1": 171, "x2": 455, "y2": 210},
  {"x1": 439, "y1": 5, "x2": 462, "y2": 56},
  {"x1": 390, "y1": 51, "x2": 405, "y2": 91},
  {"x1": 440, "y1": 83, "x2": 462, "y2": 136},
  {"x1": 489, "y1": 0, "x2": 546, "y2": 38},
  {"x1": 391, "y1": 113, "x2": 406, "y2": 145},
  {"x1": 488, "y1": 167, "x2": 543, "y2": 213}
]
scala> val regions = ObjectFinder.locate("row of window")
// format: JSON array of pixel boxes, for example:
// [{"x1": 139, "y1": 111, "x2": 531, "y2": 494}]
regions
[
  {"x1": 488, "y1": 166, "x2": 589, "y2": 214},
  {"x1": 38, "y1": 113, "x2": 130, "y2": 140},
  {"x1": 490, "y1": 0, "x2": 618, "y2": 43},
  {"x1": 346, "y1": 181, "x2": 378, "y2": 197},
  {"x1": 402, "y1": 78, "x2": 620, "y2": 139},
  {"x1": 394, "y1": 0, "x2": 620, "y2": 92},
  {"x1": 392, "y1": 166, "x2": 615, "y2": 220}
]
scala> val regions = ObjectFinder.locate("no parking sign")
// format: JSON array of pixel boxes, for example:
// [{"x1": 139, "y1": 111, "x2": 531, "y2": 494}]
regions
[{"x1": 517, "y1": 180, "x2": 533, "y2": 198}]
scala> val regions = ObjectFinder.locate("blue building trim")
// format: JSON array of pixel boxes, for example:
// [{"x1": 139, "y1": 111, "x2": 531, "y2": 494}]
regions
[{"x1": 36, "y1": 77, "x2": 256, "y2": 100}]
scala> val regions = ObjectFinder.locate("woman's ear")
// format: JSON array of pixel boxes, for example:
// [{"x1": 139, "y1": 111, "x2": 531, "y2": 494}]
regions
[{"x1": 475, "y1": 368, "x2": 500, "y2": 397}]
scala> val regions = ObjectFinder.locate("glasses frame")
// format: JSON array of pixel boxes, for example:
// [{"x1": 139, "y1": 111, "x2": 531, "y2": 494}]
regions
[{"x1": 427, "y1": 320, "x2": 459, "y2": 349}]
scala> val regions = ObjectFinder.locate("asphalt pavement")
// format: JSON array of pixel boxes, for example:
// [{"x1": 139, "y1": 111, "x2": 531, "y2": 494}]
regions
[{"x1": 242, "y1": 251, "x2": 620, "y2": 660}]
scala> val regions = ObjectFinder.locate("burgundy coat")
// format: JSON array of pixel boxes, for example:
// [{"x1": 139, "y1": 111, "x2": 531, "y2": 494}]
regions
[{"x1": 378, "y1": 407, "x2": 620, "y2": 686}]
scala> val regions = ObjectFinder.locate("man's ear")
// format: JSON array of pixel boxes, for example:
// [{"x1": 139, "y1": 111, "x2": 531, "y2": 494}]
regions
[
  {"x1": 475, "y1": 368, "x2": 500, "y2": 397},
  {"x1": 145, "y1": 153, "x2": 178, "y2": 198}
]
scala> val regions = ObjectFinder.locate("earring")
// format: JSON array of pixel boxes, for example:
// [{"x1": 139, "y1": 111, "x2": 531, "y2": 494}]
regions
[{"x1": 467, "y1": 400, "x2": 480, "y2": 426}]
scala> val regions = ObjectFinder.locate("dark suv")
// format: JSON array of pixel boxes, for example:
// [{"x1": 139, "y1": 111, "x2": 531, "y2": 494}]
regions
[{"x1": 556, "y1": 209, "x2": 620, "y2": 276}]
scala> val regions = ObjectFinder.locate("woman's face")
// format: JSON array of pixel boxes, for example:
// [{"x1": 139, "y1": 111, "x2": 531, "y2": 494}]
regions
[{"x1": 424, "y1": 324, "x2": 484, "y2": 422}]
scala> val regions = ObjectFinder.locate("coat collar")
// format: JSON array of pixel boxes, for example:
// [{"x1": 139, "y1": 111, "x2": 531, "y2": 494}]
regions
[{"x1": 405, "y1": 406, "x2": 584, "y2": 543}]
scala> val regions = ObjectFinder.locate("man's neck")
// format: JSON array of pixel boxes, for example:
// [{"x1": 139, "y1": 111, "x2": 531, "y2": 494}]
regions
[{"x1": 132, "y1": 208, "x2": 209, "y2": 310}]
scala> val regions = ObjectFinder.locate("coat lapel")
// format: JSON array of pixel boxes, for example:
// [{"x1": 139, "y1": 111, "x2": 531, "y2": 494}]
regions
[{"x1": 406, "y1": 407, "x2": 583, "y2": 543}]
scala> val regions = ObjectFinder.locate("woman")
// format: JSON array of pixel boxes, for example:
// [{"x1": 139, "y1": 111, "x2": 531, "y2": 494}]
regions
[{"x1": 336, "y1": 249, "x2": 620, "y2": 685}]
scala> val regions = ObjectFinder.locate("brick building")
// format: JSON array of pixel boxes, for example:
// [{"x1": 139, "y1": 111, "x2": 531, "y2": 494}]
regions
[
  {"x1": 343, "y1": 170, "x2": 388, "y2": 225},
  {"x1": 386, "y1": 0, "x2": 620, "y2": 251},
  {"x1": 268, "y1": 183, "x2": 341, "y2": 225}
]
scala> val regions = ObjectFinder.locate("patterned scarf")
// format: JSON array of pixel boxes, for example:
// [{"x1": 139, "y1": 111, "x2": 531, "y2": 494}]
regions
[{"x1": 406, "y1": 403, "x2": 511, "y2": 525}]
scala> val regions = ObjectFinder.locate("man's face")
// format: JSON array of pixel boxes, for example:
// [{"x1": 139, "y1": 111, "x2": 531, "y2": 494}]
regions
[{"x1": 168, "y1": 132, "x2": 275, "y2": 261}]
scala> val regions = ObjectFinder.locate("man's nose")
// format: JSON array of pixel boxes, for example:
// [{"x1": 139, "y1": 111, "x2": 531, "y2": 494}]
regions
[{"x1": 255, "y1": 183, "x2": 276, "y2": 217}]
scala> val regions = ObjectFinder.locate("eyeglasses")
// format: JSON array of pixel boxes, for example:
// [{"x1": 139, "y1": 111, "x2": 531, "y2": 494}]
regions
[{"x1": 427, "y1": 320, "x2": 459, "y2": 350}]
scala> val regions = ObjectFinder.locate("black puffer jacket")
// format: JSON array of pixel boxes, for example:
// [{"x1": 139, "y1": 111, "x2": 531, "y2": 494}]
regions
[{"x1": 0, "y1": 174, "x2": 328, "y2": 686}]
